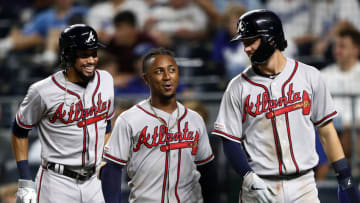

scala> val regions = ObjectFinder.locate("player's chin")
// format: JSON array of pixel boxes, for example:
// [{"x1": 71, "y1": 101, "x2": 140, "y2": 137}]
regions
[
  {"x1": 160, "y1": 92, "x2": 176, "y2": 100},
  {"x1": 80, "y1": 71, "x2": 95, "y2": 82}
]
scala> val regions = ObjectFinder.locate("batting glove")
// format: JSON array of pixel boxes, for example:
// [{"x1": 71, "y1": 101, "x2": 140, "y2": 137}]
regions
[
  {"x1": 16, "y1": 179, "x2": 37, "y2": 203},
  {"x1": 240, "y1": 172, "x2": 277, "y2": 203}
]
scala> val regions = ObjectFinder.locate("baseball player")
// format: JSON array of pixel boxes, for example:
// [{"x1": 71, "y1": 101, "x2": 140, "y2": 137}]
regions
[
  {"x1": 100, "y1": 47, "x2": 218, "y2": 203},
  {"x1": 11, "y1": 24, "x2": 114, "y2": 203},
  {"x1": 212, "y1": 9, "x2": 360, "y2": 203}
]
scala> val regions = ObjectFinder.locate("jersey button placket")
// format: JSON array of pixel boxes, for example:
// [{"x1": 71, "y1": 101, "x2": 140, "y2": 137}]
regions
[{"x1": 82, "y1": 91, "x2": 91, "y2": 164}]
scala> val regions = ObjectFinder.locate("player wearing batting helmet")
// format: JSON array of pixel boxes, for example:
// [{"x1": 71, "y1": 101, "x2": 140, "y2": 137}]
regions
[
  {"x1": 11, "y1": 24, "x2": 114, "y2": 203},
  {"x1": 212, "y1": 9, "x2": 360, "y2": 203}
]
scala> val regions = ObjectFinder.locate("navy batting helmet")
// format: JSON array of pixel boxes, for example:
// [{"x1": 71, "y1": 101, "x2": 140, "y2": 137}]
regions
[
  {"x1": 59, "y1": 24, "x2": 104, "y2": 67},
  {"x1": 231, "y1": 9, "x2": 287, "y2": 64}
]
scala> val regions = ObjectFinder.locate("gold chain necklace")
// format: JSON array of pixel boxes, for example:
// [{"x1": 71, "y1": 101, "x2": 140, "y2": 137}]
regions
[{"x1": 148, "y1": 99, "x2": 180, "y2": 131}]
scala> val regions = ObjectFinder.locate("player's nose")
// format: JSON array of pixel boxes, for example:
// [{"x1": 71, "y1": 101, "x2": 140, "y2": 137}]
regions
[
  {"x1": 86, "y1": 56, "x2": 97, "y2": 63},
  {"x1": 244, "y1": 44, "x2": 253, "y2": 52},
  {"x1": 163, "y1": 70, "x2": 171, "y2": 80}
]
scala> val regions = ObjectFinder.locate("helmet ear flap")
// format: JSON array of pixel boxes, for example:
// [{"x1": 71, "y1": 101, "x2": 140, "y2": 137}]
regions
[
  {"x1": 60, "y1": 47, "x2": 75, "y2": 68},
  {"x1": 278, "y1": 39, "x2": 288, "y2": 51}
]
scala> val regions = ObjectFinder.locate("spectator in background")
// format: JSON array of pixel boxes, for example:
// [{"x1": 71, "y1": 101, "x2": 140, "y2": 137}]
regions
[
  {"x1": 312, "y1": 0, "x2": 360, "y2": 62},
  {"x1": 33, "y1": 11, "x2": 87, "y2": 67},
  {"x1": 105, "y1": 10, "x2": 156, "y2": 90},
  {"x1": 211, "y1": 3, "x2": 249, "y2": 81},
  {"x1": 0, "y1": 0, "x2": 88, "y2": 61},
  {"x1": 320, "y1": 23, "x2": 360, "y2": 158},
  {"x1": 312, "y1": 0, "x2": 360, "y2": 38},
  {"x1": 113, "y1": 43, "x2": 155, "y2": 95},
  {"x1": 265, "y1": 0, "x2": 306, "y2": 57},
  {"x1": 107, "y1": 42, "x2": 187, "y2": 96},
  {"x1": 191, "y1": 0, "x2": 222, "y2": 28},
  {"x1": 145, "y1": 0, "x2": 209, "y2": 57},
  {"x1": 86, "y1": 0, "x2": 149, "y2": 44},
  {"x1": 212, "y1": 0, "x2": 263, "y2": 13}
]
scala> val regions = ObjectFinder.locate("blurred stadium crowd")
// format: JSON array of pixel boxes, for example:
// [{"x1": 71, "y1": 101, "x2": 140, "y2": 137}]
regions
[{"x1": 1, "y1": 0, "x2": 360, "y2": 202}]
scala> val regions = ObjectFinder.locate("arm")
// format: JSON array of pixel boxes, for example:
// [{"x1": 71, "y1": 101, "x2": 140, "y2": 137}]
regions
[
  {"x1": 100, "y1": 161, "x2": 123, "y2": 203},
  {"x1": 12, "y1": 132, "x2": 29, "y2": 162},
  {"x1": 193, "y1": 0, "x2": 222, "y2": 26},
  {"x1": 317, "y1": 120, "x2": 345, "y2": 162},
  {"x1": 11, "y1": 120, "x2": 31, "y2": 180},
  {"x1": 0, "y1": 28, "x2": 43, "y2": 59},
  {"x1": 318, "y1": 120, "x2": 360, "y2": 203},
  {"x1": 197, "y1": 160, "x2": 220, "y2": 203},
  {"x1": 12, "y1": 33, "x2": 44, "y2": 51},
  {"x1": 222, "y1": 138, "x2": 275, "y2": 202},
  {"x1": 11, "y1": 120, "x2": 37, "y2": 203},
  {"x1": 222, "y1": 138, "x2": 252, "y2": 177}
]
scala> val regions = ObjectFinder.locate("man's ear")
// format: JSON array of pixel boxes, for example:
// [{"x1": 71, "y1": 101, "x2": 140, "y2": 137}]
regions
[{"x1": 142, "y1": 73, "x2": 149, "y2": 85}]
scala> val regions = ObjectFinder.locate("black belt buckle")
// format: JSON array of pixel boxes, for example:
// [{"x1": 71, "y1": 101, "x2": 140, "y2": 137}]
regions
[
  {"x1": 75, "y1": 172, "x2": 91, "y2": 181},
  {"x1": 74, "y1": 167, "x2": 95, "y2": 181}
]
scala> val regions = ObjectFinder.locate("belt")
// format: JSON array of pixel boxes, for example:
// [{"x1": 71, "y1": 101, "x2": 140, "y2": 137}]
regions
[
  {"x1": 43, "y1": 162, "x2": 95, "y2": 181},
  {"x1": 258, "y1": 169, "x2": 313, "y2": 180}
]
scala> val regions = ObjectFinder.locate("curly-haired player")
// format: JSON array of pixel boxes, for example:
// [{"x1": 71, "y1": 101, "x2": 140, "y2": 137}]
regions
[{"x1": 11, "y1": 24, "x2": 114, "y2": 203}]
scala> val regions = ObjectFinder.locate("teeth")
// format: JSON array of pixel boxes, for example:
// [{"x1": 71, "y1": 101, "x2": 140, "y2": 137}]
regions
[{"x1": 85, "y1": 66, "x2": 94, "y2": 70}]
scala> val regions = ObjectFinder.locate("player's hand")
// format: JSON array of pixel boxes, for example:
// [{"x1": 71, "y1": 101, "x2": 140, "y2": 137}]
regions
[
  {"x1": 336, "y1": 167, "x2": 360, "y2": 203},
  {"x1": 16, "y1": 179, "x2": 37, "y2": 203},
  {"x1": 240, "y1": 172, "x2": 277, "y2": 203}
]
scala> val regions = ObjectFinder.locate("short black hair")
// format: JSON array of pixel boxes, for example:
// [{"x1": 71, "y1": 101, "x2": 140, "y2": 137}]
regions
[
  {"x1": 113, "y1": 10, "x2": 136, "y2": 27},
  {"x1": 142, "y1": 47, "x2": 175, "y2": 73}
]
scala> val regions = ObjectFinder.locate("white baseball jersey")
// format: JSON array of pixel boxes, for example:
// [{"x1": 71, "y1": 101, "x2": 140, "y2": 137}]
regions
[
  {"x1": 15, "y1": 70, "x2": 115, "y2": 167},
  {"x1": 212, "y1": 58, "x2": 337, "y2": 176},
  {"x1": 104, "y1": 100, "x2": 214, "y2": 203}
]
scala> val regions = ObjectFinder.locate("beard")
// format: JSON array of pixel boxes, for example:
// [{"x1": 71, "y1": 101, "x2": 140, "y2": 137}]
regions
[
  {"x1": 159, "y1": 92, "x2": 176, "y2": 101},
  {"x1": 74, "y1": 66, "x2": 95, "y2": 82}
]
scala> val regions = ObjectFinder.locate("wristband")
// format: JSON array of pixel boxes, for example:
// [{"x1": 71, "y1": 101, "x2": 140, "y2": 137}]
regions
[{"x1": 16, "y1": 160, "x2": 32, "y2": 180}]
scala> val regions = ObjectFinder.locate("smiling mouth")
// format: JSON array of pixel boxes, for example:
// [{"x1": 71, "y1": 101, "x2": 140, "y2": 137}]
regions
[{"x1": 83, "y1": 65, "x2": 95, "y2": 72}]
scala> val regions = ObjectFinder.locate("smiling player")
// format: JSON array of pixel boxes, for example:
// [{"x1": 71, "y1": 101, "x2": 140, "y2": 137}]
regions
[{"x1": 11, "y1": 24, "x2": 114, "y2": 203}]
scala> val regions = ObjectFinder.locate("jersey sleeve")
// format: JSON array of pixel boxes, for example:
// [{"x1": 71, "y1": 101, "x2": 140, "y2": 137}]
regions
[
  {"x1": 16, "y1": 84, "x2": 46, "y2": 130},
  {"x1": 311, "y1": 71, "x2": 338, "y2": 127},
  {"x1": 103, "y1": 115, "x2": 131, "y2": 166},
  {"x1": 212, "y1": 87, "x2": 243, "y2": 143},
  {"x1": 194, "y1": 116, "x2": 214, "y2": 166}
]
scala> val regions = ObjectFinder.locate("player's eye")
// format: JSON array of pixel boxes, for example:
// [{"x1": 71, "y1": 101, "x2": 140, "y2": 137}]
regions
[
  {"x1": 242, "y1": 37, "x2": 259, "y2": 47},
  {"x1": 154, "y1": 69, "x2": 163, "y2": 74},
  {"x1": 169, "y1": 68, "x2": 176, "y2": 73}
]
